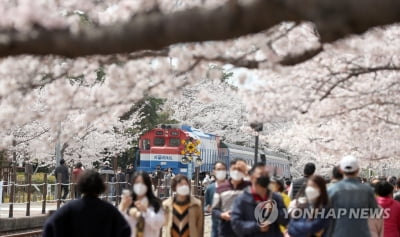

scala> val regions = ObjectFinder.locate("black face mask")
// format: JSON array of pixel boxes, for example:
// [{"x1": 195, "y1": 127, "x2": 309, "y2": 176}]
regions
[{"x1": 256, "y1": 175, "x2": 270, "y2": 188}]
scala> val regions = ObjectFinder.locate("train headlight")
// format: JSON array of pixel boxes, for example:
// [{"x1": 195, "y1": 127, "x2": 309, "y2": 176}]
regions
[
  {"x1": 195, "y1": 157, "x2": 203, "y2": 166},
  {"x1": 181, "y1": 156, "x2": 189, "y2": 164}
]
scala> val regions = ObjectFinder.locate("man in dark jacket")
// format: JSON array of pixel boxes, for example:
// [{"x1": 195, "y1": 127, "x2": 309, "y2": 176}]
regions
[
  {"x1": 54, "y1": 159, "x2": 70, "y2": 200},
  {"x1": 100, "y1": 161, "x2": 115, "y2": 200},
  {"x1": 289, "y1": 162, "x2": 316, "y2": 199},
  {"x1": 43, "y1": 169, "x2": 130, "y2": 237},
  {"x1": 126, "y1": 164, "x2": 135, "y2": 182},
  {"x1": 231, "y1": 163, "x2": 288, "y2": 237},
  {"x1": 114, "y1": 167, "x2": 126, "y2": 202}
]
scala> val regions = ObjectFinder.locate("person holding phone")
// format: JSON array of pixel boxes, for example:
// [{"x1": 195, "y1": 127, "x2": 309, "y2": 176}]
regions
[{"x1": 119, "y1": 171, "x2": 164, "y2": 237}]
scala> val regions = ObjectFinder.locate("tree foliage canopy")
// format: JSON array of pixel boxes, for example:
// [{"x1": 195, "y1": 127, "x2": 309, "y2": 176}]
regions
[{"x1": 0, "y1": 0, "x2": 399, "y2": 170}]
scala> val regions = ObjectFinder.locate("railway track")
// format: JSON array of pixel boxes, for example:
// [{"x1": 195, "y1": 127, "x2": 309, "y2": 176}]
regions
[{"x1": 1, "y1": 229, "x2": 42, "y2": 237}]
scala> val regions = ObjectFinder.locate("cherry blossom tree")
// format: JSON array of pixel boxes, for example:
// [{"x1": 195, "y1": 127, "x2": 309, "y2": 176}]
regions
[
  {"x1": 164, "y1": 77, "x2": 252, "y2": 145},
  {"x1": 0, "y1": 0, "x2": 399, "y2": 171}
]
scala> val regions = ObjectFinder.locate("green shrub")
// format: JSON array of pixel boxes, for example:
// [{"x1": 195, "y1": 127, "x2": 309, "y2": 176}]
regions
[{"x1": 16, "y1": 173, "x2": 56, "y2": 184}]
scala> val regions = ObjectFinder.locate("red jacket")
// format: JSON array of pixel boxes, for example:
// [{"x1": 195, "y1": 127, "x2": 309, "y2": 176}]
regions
[{"x1": 377, "y1": 196, "x2": 400, "y2": 237}]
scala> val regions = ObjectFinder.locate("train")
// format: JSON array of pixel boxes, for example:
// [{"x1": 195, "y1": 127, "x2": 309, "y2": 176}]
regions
[{"x1": 135, "y1": 124, "x2": 291, "y2": 179}]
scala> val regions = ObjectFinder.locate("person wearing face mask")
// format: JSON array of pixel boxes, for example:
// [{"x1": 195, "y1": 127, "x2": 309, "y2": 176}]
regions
[
  {"x1": 205, "y1": 161, "x2": 227, "y2": 237},
  {"x1": 271, "y1": 176, "x2": 291, "y2": 234},
  {"x1": 212, "y1": 158, "x2": 250, "y2": 237},
  {"x1": 287, "y1": 175, "x2": 330, "y2": 237},
  {"x1": 231, "y1": 163, "x2": 288, "y2": 237},
  {"x1": 119, "y1": 171, "x2": 164, "y2": 237},
  {"x1": 202, "y1": 172, "x2": 212, "y2": 190},
  {"x1": 163, "y1": 174, "x2": 203, "y2": 237}
]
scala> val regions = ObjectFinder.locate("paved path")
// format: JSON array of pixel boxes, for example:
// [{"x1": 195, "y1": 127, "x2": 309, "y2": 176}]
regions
[
  {"x1": 0, "y1": 202, "x2": 58, "y2": 218},
  {"x1": 1, "y1": 202, "x2": 212, "y2": 236}
]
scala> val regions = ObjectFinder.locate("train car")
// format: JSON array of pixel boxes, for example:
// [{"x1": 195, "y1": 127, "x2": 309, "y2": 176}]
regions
[
  {"x1": 218, "y1": 142, "x2": 291, "y2": 178},
  {"x1": 264, "y1": 149, "x2": 291, "y2": 178},
  {"x1": 137, "y1": 124, "x2": 291, "y2": 178}
]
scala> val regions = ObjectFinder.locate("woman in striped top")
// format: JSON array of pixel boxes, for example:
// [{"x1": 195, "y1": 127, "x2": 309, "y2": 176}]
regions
[{"x1": 163, "y1": 174, "x2": 203, "y2": 237}]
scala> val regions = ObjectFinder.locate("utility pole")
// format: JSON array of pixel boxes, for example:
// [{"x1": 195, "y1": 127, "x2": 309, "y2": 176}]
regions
[
  {"x1": 254, "y1": 135, "x2": 259, "y2": 164},
  {"x1": 55, "y1": 121, "x2": 62, "y2": 166},
  {"x1": 54, "y1": 122, "x2": 62, "y2": 199},
  {"x1": 250, "y1": 123, "x2": 263, "y2": 165}
]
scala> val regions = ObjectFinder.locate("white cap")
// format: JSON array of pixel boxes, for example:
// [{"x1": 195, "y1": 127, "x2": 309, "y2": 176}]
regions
[
  {"x1": 340, "y1": 155, "x2": 359, "y2": 173},
  {"x1": 104, "y1": 161, "x2": 110, "y2": 165}
]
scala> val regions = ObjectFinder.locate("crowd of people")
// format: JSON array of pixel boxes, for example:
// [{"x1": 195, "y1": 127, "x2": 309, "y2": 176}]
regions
[
  {"x1": 44, "y1": 155, "x2": 400, "y2": 237},
  {"x1": 53, "y1": 159, "x2": 136, "y2": 201}
]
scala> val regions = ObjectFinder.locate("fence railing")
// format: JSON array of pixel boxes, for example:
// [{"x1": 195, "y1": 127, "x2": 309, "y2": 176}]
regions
[{"x1": 1, "y1": 173, "x2": 205, "y2": 218}]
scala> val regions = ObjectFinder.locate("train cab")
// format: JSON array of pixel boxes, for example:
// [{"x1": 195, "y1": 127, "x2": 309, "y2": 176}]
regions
[{"x1": 137, "y1": 125, "x2": 189, "y2": 174}]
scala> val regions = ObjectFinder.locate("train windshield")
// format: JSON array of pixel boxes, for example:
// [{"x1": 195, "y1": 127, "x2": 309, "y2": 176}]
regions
[
  {"x1": 154, "y1": 137, "x2": 165, "y2": 146},
  {"x1": 169, "y1": 138, "x2": 180, "y2": 147},
  {"x1": 142, "y1": 139, "x2": 150, "y2": 150}
]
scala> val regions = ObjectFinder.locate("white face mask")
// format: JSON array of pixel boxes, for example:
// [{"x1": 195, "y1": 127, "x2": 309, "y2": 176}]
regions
[
  {"x1": 133, "y1": 183, "x2": 148, "y2": 196},
  {"x1": 215, "y1": 170, "x2": 226, "y2": 181},
  {"x1": 176, "y1": 185, "x2": 190, "y2": 196},
  {"x1": 230, "y1": 170, "x2": 244, "y2": 181},
  {"x1": 305, "y1": 186, "x2": 320, "y2": 201}
]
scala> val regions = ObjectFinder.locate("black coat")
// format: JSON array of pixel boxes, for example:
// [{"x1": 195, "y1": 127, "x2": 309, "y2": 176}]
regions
[
  {"x1": 54, "y1": 165, "x2": 69, "y2": 184},
  {"x1": 43, "y1": 196, "x2": 130, "y2": 237},
  {"x1": 231, "y1": 187, "x2": 288, "y2": 237},
  {"x1": 290, "y1": 177, "x2": 307, "y2": 200}
]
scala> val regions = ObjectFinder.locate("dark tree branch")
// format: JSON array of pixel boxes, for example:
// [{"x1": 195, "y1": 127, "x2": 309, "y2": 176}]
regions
[
  {"x1": 279, "y1": 45, "x2": 323, "y2": 66},
  {"x1": 176, "y1": 59, "x2": 202, "y2": 77},
  {"x1": 193, "y1": 55, "x2": 264, "y2": 69},
  {"x1": 0, "y1": 0, "x2": 298, "y2": 57},
  {"x1": 319, "y1": 65, "x2": 400, "y2": 101},
  {"x1": 1, "y1": 0, "x2": 399, "y2": 58},
  {"x1": 374, "y1": 116, "x2": 400, "y2": 126},
  {"x1": 98, "y1": 48, "x2": 169, "y2": 65},
  {"x1": 193, "y1": 45, "x2": 323, "y2": 68},
  {"x1": 319, "y1": 99, "x2": 400, "y2": 119},
  {"x1": 284, "y1": 0, "x2": 400, "y2": 43},
  {"x1": 14, "y1": 128, "x2": 50, "y2": 145}
]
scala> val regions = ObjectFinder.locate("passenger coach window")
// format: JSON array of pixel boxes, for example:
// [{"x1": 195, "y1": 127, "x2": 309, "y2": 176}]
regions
[
  {"x1": 142, "y1": 139, "x2": 150, "y2": 150},
  {"x1": 154, "y1": 137, "x2": 165, "y2": 146},
  {"x1": 169, "y1": 138, "x2": 180, "y2": 147}
]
